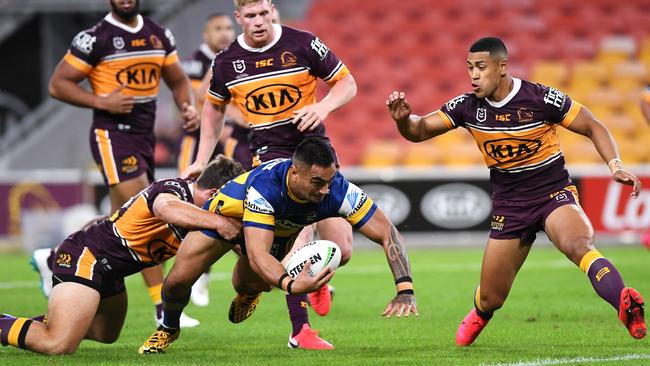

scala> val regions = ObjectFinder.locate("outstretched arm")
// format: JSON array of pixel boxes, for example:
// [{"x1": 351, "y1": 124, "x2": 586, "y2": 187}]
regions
[
  {"x1": 386, "y1": 91, "x2": 451, "y2": 142},
  {"x1": 357, "y1": 207, "x2": 418, "y2": 318},
  {"x1": 152, "y1": 193, "x2": 241, "y2": 241},
  {"x1": 566, "y1": 107, "x2": 641, "y2": 197}
]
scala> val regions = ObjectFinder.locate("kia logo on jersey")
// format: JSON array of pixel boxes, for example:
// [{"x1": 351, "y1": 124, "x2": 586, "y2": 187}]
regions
[
  {"x1": 115, "y1": 63, "x2": 160, "y2": 91},
  {"x1": 245, "y1": 84, "x2": 302, "y2": 116},
  {"x1": 483, "y1": 138, "x2": 542, "y2": 163}
]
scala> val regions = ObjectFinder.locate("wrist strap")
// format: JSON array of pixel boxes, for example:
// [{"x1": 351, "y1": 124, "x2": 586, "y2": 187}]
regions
[
  {"x1": 608, "y1": 158, "x2": 623, "y2": 174},
  {"x1": 395, "y1": 276, "x2": 413, "y2": 284},
  {"x1": 278, "y1": 273, "x2": 289, "y2": 290},
  {"x1": 286, "y1": 280, "x2": 295, "y2": 294},
  {"x1": 397, "y1": 289, "x2": 414, "y2": 296}
]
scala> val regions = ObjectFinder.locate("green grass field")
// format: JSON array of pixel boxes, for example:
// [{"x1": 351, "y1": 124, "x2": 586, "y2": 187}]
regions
[{"x1": 1, "y1": 246, "x2": 649, "y2": 365}]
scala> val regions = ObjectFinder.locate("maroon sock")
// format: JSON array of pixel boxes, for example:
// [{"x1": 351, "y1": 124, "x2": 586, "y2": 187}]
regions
[
  {"x1": 587, "y1": 258, "x2": 624, "y2": 310},
  {"x1": 286, "y1": 294, "x2": 309, "y2": 337},
  {"x1": 47, "y1": 248, "x2": 55, "y2": 270},
  {"x1": 0, "y1": 315, "x2": 32, "y2": 348}
]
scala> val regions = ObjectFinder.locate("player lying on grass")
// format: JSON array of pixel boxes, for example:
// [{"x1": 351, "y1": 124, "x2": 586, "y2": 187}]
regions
[
  {"x1": 386, "y1": 37, "x2": 646, "y2": 346},
  {"x1": 0, "y1": 157, "x2": 243, "y2": 355},
  {"x1": 139, "y1": 138, "x2": 418, "y2": 353}
]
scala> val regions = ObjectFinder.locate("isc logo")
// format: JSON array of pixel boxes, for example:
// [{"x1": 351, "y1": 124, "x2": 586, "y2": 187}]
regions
[
  {"x1": 483, "y1": 138, "x2": 541, "y2": 162},
  {"x1": 115, "y1": 63, "x2": 160, "y2": 90},
  {"x1": 495, "y1": 114, "x2": 511, "y2": 122},
  {"x1": 245, "y1": 84, "x2": 302, "y2": 115},
  {"x1": 131, "y1": 38, "x2": 146, "y2": 47},
  {"x1": 255, "y1": 58, "x2": 274, "y2": 68}
]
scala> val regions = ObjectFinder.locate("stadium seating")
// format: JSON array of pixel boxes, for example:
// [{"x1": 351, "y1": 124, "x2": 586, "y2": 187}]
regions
[{"x1": 293, "y1": 0, "x2": 650, "y2": 166}]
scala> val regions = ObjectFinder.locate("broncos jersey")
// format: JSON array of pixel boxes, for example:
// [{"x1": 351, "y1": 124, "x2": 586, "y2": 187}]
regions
[
  {"x1": 437, "y1": 78, "x2": 583, "y2": 200},
  {"x1": 205, "y1": 24, "x2": 350, "y2": 162},
  {"x1": 202, "y1": 159, "x2": 376, "y2": 259},
  {"x1": 64, "y1": 13, "x2": 179, "y2": 134}
]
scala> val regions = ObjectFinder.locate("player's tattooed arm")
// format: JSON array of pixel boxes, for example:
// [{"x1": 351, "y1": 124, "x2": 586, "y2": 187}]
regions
[{"x1": 357, "y1": 208, "x2": 418, "y2": 318}]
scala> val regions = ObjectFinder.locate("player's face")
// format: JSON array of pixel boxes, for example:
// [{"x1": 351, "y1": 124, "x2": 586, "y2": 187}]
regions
[
  {"x1": 235, "y1": 1, "x2": 275, "y2": 47},
  {"x1": 109, "y1": 0, "x2": 139, "y2": 20},
  {"x1": 467, "y1": 51, "x2": 506, "y2": 99},
  {"x1": 291, "y1": 163, "x2": 337, "y2": 203},
  {"x1": 204, "y1": 16, "x2": 235, "y2": 52}
]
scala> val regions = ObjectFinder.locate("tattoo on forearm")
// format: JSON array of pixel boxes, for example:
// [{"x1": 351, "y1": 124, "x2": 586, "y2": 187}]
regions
[{"x1": 386, "y1": 225, "x2": 411, "y2": 280}]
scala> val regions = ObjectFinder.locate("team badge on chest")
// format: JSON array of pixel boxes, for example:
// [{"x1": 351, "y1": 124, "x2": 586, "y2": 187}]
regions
[
  {"x1": 113, "y1": 36, "x2": 125, "y2": 50},
  {"x1": 476, "y1": 107, "x2": 487, "y2": 123},
  {"x1": 233, "y1": 60, "x2": 246, "y2": 73}
]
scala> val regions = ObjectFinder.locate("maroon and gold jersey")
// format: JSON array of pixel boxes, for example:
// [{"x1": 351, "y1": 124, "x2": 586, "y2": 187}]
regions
[
  {"x1": 64, "y1": 13, "x2": 179, "y2": 134},
  {"x1": 91, "y1": 178, "x2": 193, "y2": 274},
  {"x1": 206, "y1": 24, "x2": 350, "y2": 162},
  {"x1": 182, "y1": 43, "x2": 215, "y2": 90},
  {"x1": 437, "y1": 78, "x2": 582, "y2": 200}
]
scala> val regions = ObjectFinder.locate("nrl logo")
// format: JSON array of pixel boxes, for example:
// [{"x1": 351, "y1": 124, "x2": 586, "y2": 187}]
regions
[
  {"x1": 232, "y1": 59, "x2": 246, "y2": 73},
  {"x1": 476, "y1": 108, "x2": 486, "y2": 123},
  {"x1": 113, "y1": 36, "x2": 125, "y2": 50}
]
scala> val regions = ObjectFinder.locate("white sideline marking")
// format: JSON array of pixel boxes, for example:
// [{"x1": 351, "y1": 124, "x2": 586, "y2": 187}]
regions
[{"x1": 485, "y1": 353, "x2": 650, "y2": 366}]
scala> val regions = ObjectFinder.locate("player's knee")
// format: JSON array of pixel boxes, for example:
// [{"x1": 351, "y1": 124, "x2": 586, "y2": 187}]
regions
[
  {"x1": 558, "y1": 234, "x2": 594, "y2": 264},
  {"x1": 480, "y1": 292, "x2": 506, "y2": 312}
]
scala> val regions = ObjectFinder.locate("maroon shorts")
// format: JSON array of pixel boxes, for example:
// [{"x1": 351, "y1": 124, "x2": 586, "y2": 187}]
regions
[
  {"x1": 489, "y1": 185, "x2": 580, "y2": 244},
  {"x1": 52, "y1": 230, "x2": 126, "y2": 299},
  {"x1": 89, "y1": 128, "x2": 155, "y2": 187}
]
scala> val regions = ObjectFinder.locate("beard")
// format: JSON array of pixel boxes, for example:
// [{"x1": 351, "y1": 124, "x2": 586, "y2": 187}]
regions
[{"x1": 110, "y1": 0, "x2": 140, "y2": 20}]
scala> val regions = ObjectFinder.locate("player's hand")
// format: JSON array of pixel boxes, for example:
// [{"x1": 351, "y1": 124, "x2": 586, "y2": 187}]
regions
[
  {"x1": 181, "y1": 161, "x2": 206, "y2": 180},
  {"x1": 215, "y1": 216, "x2": 243, "y2": 241},
  {"x1": 290, "y1": 261, "x2": 335, "y2": 294},
  {"x1": 386, "y1": 91, "x2": 412, "y2": 124},
  {"x1": 382, "y1": 293, "x2": 418, "y2": 318},
  {"x1": 612, "y1": 169, "x2": 642, "y2": 198},
  {"x1": 99, "y1": 84, "x2": 134, "y2": 114},
  {"x1": 292, "y1": 103, "x2": 330, "y2": 132},
  {"x1": 181, "y1": 102, "x2": 200, "y2": 132}
]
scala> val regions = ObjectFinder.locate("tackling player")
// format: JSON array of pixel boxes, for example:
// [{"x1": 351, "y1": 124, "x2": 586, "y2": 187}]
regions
[
  {"x1": 139, "y1": 138, "x2": 418, "y2": 353},
  {"x1": 386, "y1": 37, "x2": 646, "y2": 346},
  {"x1": 0, "y1": 157, "x2": 244, "y2": 355},
  {"x1": 180, "y1": 0, "x2": 358, "y2": 348},
  {"x1": 47, "y1": 0, "x2": 200, "y2": 327}
]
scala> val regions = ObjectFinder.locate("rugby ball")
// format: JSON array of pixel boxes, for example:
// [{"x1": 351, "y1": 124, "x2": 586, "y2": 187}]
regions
[{"x1": 285, "y1": 240, "x2": 341, "y2": 279}]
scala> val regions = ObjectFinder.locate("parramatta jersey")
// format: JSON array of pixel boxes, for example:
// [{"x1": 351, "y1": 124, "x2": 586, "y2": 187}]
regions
[
  {"x1": 64, "y1": 13, "x2": 179, "y2": 134},
  {"x1": 91, "y1": 178, "x2": 193, "y2": 274},
  {"x1": 206, "y1": 24, "x2": 350, "y2": 161},
  {"x1": 202, "y1": 159, "x2": 376, "y2": 259},
  {"x1": 438, "y1": 78, "x2": 583, "y2": 200}
]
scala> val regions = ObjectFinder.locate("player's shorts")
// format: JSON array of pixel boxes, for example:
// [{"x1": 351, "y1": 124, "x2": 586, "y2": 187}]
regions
[
  {"x1": 90, "y1": 128, "x2": 155, "y2": 186},
  {"x1": 489, "y1": 185, "x2": 580, "y2": 244},
  {"x1": 51, "y1": 230, "x2": 126, "y2": 299}
]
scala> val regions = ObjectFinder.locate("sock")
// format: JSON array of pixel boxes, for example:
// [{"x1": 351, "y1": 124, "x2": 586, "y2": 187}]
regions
[
  {"x1": 161, "y1": 288, "x2": 190, "y2": 330},
  {"x1": 147, "y1": 283, "x2": 163, "y2": 318},
  {"x1": 474, "y1": 286, "x2": 493, "y2": 321},
  {"x1": 30, "y1": 315, "x2": 47, "y2": 324},
  {"x1": 580, "y1": 250, "x2": 625, "y2": 310},
  {"x1": 0, "y1": 316, "x2": 33, "y2": 349},
  {"x1": 47, "y1": 249, "x2": 55, "y2": 270},
  {"x1": 286, "y1": 294, "x2": 309, "y2": 337}
]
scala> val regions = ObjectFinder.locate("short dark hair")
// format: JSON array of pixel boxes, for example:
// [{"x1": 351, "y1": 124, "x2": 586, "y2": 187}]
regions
[
  {"x1": 469, "y1": 37, "x2": 508, "y2": 58},
  {"x1": 293, "y1": 138, "x2": 336, "y2": 167},
  {"x1": 206, "y1": 12, "x2": 229, "y2": 22},
  {"x1": 196, "y1": 155, "x2": 245, "y2": 190}
]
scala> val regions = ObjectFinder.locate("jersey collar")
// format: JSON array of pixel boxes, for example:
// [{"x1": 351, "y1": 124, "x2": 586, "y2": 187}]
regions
[
  {"x1": 485, "y1": 77, "x2": 521, "y2": 108},
  {"x1": 104, "y1": 13, "x2": 144, "y2": 34},
  {"x1": 285, "y1": 169, "x2": 308, "y2": 204},
  {"x1": 237, "y1": 23, "x2": 282, "y2": 53},
  {"x1": 199, "y1": 43, "x2": 217, "y2": 60}
]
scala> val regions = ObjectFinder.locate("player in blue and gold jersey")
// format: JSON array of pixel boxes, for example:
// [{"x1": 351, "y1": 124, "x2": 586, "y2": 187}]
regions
[
  {"x1": 139, "y1": 138, "x2": 418, "y2": 353},
  {"x1": 47, "y1": 0, "x2": 201, "y2": 329},
  {"x1": 387, "y1": 37, "x2": 646, "y2": 346},
  {"x1": 180, "y1": 0, "x2": 358, "y2": 348}
]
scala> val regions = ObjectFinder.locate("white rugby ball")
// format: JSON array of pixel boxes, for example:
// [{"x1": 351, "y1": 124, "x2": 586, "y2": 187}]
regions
[{"x1": 285, "y1": 240, "x2": 341, "y2": 279}]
